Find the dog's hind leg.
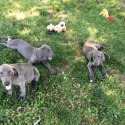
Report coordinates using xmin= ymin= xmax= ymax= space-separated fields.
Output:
xmin=95 ymin=44 xmax=108 ymax=51
xmin=90 ymin=41 xmax=108 ymax=50
xmin=31 ymin=67 xmax=40 ymax=92
xmin=0 ymin=36 xmax=16 ymax=49
xmin=0 ymin=36 xmax=12 ymax=39
xmin=0 ymin=36 xmax=13 ymax=47
xmin=101 ymin=51 xmax=110 ymax=59
xmin=0 ymin=42 xmax=16 ymax=49
xmin=93 ymin=43 xmax=105 ymax=49
xmin=31 ymin=80 xmax=38 ymax=92
xmin=98 ymin=64 xmax=109 ymax=78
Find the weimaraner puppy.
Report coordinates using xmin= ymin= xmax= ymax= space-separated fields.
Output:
xmin=0 ymin=63 xmax=40 ymax=101
xmin=0 ymin=36 xmax=56 ymax=74
xmin=82 ymin=40 xmax=110 ymax=82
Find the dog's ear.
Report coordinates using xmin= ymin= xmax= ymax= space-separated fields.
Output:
xmin=37 ymin=47 xmax=47 ymax=61
xmin=101 ymin=52 xmax=105 ymax=62
xmin=12 ymin=67 xmax=18 ymax=77
xmin=88 ymin=51 xmax=93 ymax=62
xmin=102 ymin=51 xmax=110 ymax=60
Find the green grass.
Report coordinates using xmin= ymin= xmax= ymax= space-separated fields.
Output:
xmin=0 ymin=0 xmax=125 ymax=124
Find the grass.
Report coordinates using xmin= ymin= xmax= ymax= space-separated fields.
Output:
xmin=0 ymin=0 xmax=125 ymax=124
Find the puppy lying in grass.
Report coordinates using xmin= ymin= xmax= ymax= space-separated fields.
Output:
xmin=0 ymin=63 xmax=40 ymax=101
xmin=82 ymin=40 xmax=110 ymax=82
xmin=0 ymin=36 xmax=56 ymax=75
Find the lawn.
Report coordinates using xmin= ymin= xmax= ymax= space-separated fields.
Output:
xmin=0 ymin=0 xmax=125 ymax=124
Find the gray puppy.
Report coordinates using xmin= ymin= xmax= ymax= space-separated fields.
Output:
xmin=82 ymin=40 xmax=109 ymax=82
xmin=0 ymin=36 xmax=56 ymax=74
xmin=0 ymin=63 xmax=40 ymax=101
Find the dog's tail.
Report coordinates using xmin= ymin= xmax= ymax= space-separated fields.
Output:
xmin=33 ymin=67 xmax=40 ymax=82
xmin=0 ymin=36 xmax=12 ymax=40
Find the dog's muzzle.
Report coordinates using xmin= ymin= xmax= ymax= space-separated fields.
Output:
xmin=4 ymin=82 xmax=12 ymax=90
xmin=48 ymin=57 xmax=52 ymax=60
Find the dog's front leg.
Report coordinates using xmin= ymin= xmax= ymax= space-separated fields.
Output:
xmin=42 ymin=61 xmax=56 ymax=75
xmin=19 ymin=82 xmax=26 ymax=101
xmin=28 ymin=55 xmax=38 ymax=64
xmin=87 ymin=62 xmax=94 ymax=82
xmin=7 ymin=89 xmax=12 ymax=97
xmin=98 ymin=64 xmax=109 ymax=78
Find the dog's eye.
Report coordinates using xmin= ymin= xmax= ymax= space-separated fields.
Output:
xmin=8 ymin=71 xmax=13 ymax=75
xmin=98 ymin=56 xmax=101 ymax=59
xmin=0 ymin=72 xmax=3 ymax=76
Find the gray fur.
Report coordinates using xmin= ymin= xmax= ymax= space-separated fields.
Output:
xmin=82 ymin=40 xmax=109 ymax=82
xmin=0 ymin=63 xmax=40 ymax=101
xmin=0 ymin=36 xmax=56 ymax=74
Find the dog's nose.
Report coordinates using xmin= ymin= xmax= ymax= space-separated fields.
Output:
xmin=4 ymin=82 xmax=10 ymax=86
xmin=94 ymin=62 xmax=100 ymax=66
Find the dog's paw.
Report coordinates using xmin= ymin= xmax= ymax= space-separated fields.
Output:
xmin=6 ymin=91 xmax=12 ymax=97
xmin=0 ymin=43 xmax=6 ymax=46
xmin=104 ymin=74 xmax=109 ymax=78
xmin=90 ymin=75 xmax=94 ymax=82
xmin=32 ymin=86 xmax=38 ymax=93
xmin=18 ymin=96 xmax=26 ymax=101
xmin=6 ymin=93 xmax=12 ymax=97
xmin=90 ymin=80 xmax=93 ymax=83
xmin=51 ymin=69 xmax=57 ymax=75
xmin=108 ymin=55 xmax=110 ymax=59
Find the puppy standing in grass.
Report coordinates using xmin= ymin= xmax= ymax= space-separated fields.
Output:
xmin=0 ymin=36 xmax=56 ymax=74
xmin=0 ymin=63 xmax=40 ymax=101
xmin=82 ymin=40 xmax=110 ymax=82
